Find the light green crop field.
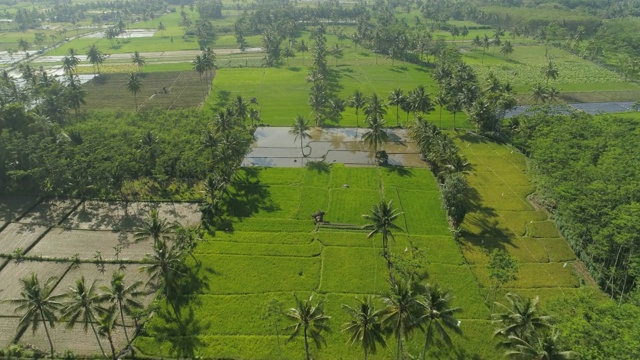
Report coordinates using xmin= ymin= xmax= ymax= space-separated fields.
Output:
xmin=135 ymin=164 xmax=503 ymax=359
xmin=207 ymin=51 xmax=470 ymax=128
xmin=462 ymin=44 xmax=640 ymax=101
xmin=452 ymin=132 xmax=596 ymax=300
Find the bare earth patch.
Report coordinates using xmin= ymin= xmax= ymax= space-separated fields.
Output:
xmin=62 ymin=201 xmax=201 ymax=231
xmin=27 ymin=228 xmax=152 ymax=261
xmin=0 ymin=223 xmax=49 ymax=255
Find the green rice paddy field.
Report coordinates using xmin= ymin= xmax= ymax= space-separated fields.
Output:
xmin=136 ymin=136 xmax=593 ymax=359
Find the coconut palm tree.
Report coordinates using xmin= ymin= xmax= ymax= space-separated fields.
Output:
xmin=342 ymin=296 xmax=387 ymax=360
xmin=503 ymin=328 xmax=578 ymax=360
xmin=140 ymin=238 xmax=184 ymax=319
xmin=97 ymin=305 xmax=118 ymax=360
xmin=64 ymin=76 xmax=86 ymax=115
xmin=364 ymin=93 xmax=387 ymax=123
xmin=493 ymin=293 xmax=553 ymax=343
xmin=131 ymin=51 xmax=146 ymax=73
xmin=8 ymin=274 xmax=64 ymax=359
xmin=349 ymin=89 xmax=366 ymax=128
xmin=433 ymin=90 xmax=448 ymax=128
xmin=409 ymin=85 xmax=434 ymax=116
xmin=416 ymin=284 xmax=462 ymax=360
xmin=289 ymin=115 xmax=310 ymax=156
xmin=61 ymin=276 xmax=108 ymax=357
xmin=232 ymin=95 xmax=249 ymax=124
xmin=362 ymin=200 xmax=404 ymax=259
xmin=388 ymin=89 xmax=405 ymax=127
xmin=249 ymin=107 xmax=261 ymax=127
xmin=86 ymin=44 xmax=105 ymax=76
xmin=382 ymin=278 xmax=421 ymax=360
xmin=361 ymin=117 xmax=389 ymax=159
xmin=530 ymin=83 xmax=548 ymax=104
xmin=544 ymin=60 xmax=558 ymax=84
xmin=134 ymin=209 xmax=177 ymax=244
xmin=100 ymin=271 xmax=144 ymax=345
xmin=285 ymin=294 xmax=331 ymax=360
xmin=126 ymin=73 xmax=142 ymax=111
xmin=501 ymin=41 xmax=514 ymax=58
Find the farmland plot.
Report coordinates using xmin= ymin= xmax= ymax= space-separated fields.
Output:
xmin=27 ymin=228 xmax=152 ymax=261
xmin=82 ymin=71 xmax=214 ymax=111
xmin=0 ymin=195 xmax=39 ymax=223
xmin=62 ymin=201 xmax=201 ymax=231
xmin=0 ymin=223 xmax=49 ymax=256
xmin=0 ymin=261 xmax=71 ymax=316
xmin=18 ymin=198 xmax=79 ymax=226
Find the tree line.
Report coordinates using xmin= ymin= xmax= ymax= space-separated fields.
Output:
xmin=509 ymin=111 xmax=640 ymax=303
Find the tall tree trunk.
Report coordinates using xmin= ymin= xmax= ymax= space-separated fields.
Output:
xmin=90 ymin=319 xmax=107 ymax=357
xmin=39 ymin=308 xmax=55 ymax=359
xmin=304 ymin=326 xmax=310 ymax=360
xmin=396 ymin=329 xmax=402 ymax=360
xmin=107 ymin=333 xmax=117 ymax=360
xmin=421 ymin=321 xmax=433 ymax=360
xmin=118 ymin=299 xmax=130 ymax=344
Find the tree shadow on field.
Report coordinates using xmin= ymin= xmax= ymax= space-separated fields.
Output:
xmin=423 ymin=338 xmax=483 ymax=360
xmin=147 ymin=306 xmax=208 ymax=359
xmin=457 ymin=132 xmax=491 ymax=144
xmin=458 ymin=187 xmax=514 ymax=253
xmin=383 ymin=165 xmax=412 ymax=177
xmin=224 ymin=168 xmax=276 ymax=221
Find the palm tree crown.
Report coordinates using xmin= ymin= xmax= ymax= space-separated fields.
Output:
xmin=342 ymin=296 xmax=387 ymax=360
xmin=285 ymin=294 xmax=331 ymax=360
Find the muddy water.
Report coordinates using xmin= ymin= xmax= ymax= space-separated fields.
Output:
xmin=243 ymin=127 xmax=426 ymax=167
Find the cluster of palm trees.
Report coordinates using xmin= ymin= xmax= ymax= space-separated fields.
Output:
xmin=471 ymin=29 xmax=514 ymax=61
xmin=200 ymin=97 xmax=254 ymax=227
xmin=287 ymin=279 xmax=463 ymax=360
xmin=409 ymin=120 xmax=471 ymax=227
xmin=192 ymin=47 xmax=216 ymax=94
xmin=493 ymin=293 xmax=577 ymax=359
xmin=7 ymin=210 xmax=201 ymax=359
xmin=7 ymin=271 xmax=144 ymax=360
xmin=1 ymin=63 xmax=87 ymax=123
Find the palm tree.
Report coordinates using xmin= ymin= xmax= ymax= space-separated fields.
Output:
xmin=126 ymin=73 xmax=142 ymax=111
xmin=362 ymin=200 xmax=403 ymax=259
xmin=547 ymin=87 xmax=560 ymax=103
xmin=364 ymin=93 xmax=387 ymax=123
xmin=544 ymin=60 xmax=558 ymax=84
xmin=131 ymin=51 xmax=146 ymax=72
xmin=134 ymin=209 xmax=177 ymax=244
xmin=503 ymin=328 xmax=578 ymax=360
xmin=289 ymin=115 xmax=310 ymax=156
xmin=157 ymin=22 xmax=166 ymax=37
xmin=100 ymin=271 xmax=144 ymax=345
xmin=285 ymin=294 xmax=331 ymax=360
xmin=416 ymin=284 xmax=462 ymax=360
xmin=433 ymin=90 xmax=448 ymax=128
xmin=86 ymin=44 xmax=105 ymax=76
xmin=140 ymin=238 xmax=184 ymax=319
xmin=17 ymin=38 xmax=30 ymax=56
xmin=382 ymin=278 xmax=421 ymax=360
xmin=349 ymin=89 xmax=366 ymax=128
xmin=361 ymin=117 xmax=389 ymax=157
xmin=249 ymin=107 xmax=261 ymax=126
xmin=8 ymin=274 xmax=64 ymax=359
xmin=61 ymin=276 xmax=108 ymax=357
xmin=388 ymin=89 xmax=405 ymax=127
xmin=97 ymin=305 xmax=118 ymax=360
xmin=65 ymin=76 xmax=86 ymax=115
xmin=61 ymin=54 xmax=79 ymax=75
xmin=530 ymin=83 xmax=548 ymax=104
xmin=342 ymin=296 xmax=387 ymax=360
xmin=409 ymin=85 xmax=434 ymax=116
xmin=501 ymin=41 xmax=514 ymax=58
xmin=233 ymin=95 xmax=249 ymax=124
xmin=297 ymin=40 xmax=308 ymax=65
xmin=493 ymin=293 xmax=553 ymax=343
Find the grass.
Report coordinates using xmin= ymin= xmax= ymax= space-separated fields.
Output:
xmin=137 ymin=164 xmax=506 ymax=359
